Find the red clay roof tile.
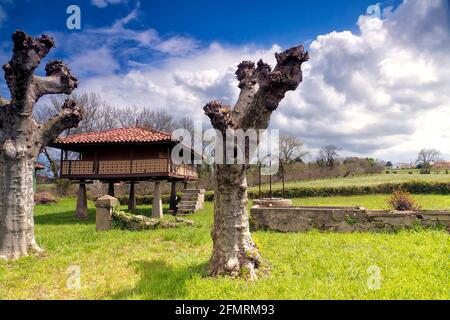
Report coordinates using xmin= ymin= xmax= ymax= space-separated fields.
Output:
xmin=53 ymin=127 xmax=172 ymax=145
xmin=35 ymin=162 xmax=45 ymax=170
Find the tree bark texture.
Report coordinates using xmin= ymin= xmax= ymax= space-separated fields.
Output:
xmin=203 ymin=46 xmax=309 ymax=279
xmin=0 ymin=30 xmax=82 ymax=259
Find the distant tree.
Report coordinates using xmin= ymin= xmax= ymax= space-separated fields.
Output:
xmin=140 ymin=108 xmax=175 ymax=132
xmin=114 ymin=107 xmax=194 ymax=135
xmin=317 ymin=145 xmax=340 ymax=167
xmin=279 ymin=135 xmax=308 ymax=165
xmin=385 ymin=161 xmax=393 ymax=168
xmin=35 ymin=92 xmax=116 ymax=176
xmin=416 ymin=149 xmax=441 ymax=174
xmin=175 ymin=116 xmax=195 ymax=138
xmin=43 ymin=92 xmax=116 ymax=133
xmin=362 ymin=158 xmax=374 ymax=167
xmin=41 ymin=148 xmax=60 ymax=179
xmin=113 ymin=106 xmax=139 ymax=128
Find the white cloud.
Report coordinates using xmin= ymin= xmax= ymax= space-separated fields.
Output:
xmin=154 ymin=36 xmax=200 ymax=56
xmin=271 ymin=0 xmax=450 ymax=162
xmin=77 ymin=44 xmax=271 ymax=119
xmin=49 ymin=4 xmax=198 ymax=75
xmin=68 ymin=47 xmax=120 ymax=77
xmin=70 ymin=0 xmax=450 ymax=162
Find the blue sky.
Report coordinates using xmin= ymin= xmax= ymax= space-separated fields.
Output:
xmin=0 ymin=0 xmax=402 ymax=72
xmin=0 ymin=0 xmax=449 ymax=162
xmin=3 ymin=0 xmax=401 ymax=46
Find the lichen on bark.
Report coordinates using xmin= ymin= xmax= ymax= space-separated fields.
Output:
xmin=0 ymin=30 xmax=82 ymax=260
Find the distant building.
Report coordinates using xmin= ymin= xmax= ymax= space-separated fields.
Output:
xmin=35 ymin=162 xmax=45 ymax=170
xmin=433 ymin=161 xmax=450 ymax=169
xmin=50 ymin=126 xmax=200 ymax=218
xmin=395 ymin=162 xmax=413 ymax=169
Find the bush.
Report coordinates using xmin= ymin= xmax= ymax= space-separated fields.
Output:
xmin=386 ymin=190 xmax=421 ymax=212
xmin=34 ymin=192 xmax=57 ymax=204
xmin=116 ymin=181 xmax=450 ymax=204
xmin=54 ymin=179 xmax=72 ymax=196
xmin=112 ymin=210 xmax=194 ymax=231
xmin=117 ymin=193 xmax=181 ymax=205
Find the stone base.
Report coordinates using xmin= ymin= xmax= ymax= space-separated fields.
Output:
xmin=177 ymin=189 xmax=205 ymax=215
xmin=75 ymin=183 xmax=88 ymax=220
xmin=253 ymin=198 xmax=292 ymax=207
xmin=96 ymin=195 xmax=119 ymax=231
xmin=250 ymin=205 xmax=450 ymax=233
xmin=152 ymin=181 xmax=163 ymax=219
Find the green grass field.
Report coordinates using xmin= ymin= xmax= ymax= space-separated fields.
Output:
xmin=290 ymin=194 xmax=450 ymax=210
xmin=250 ymin=170 xmax=450 ymax=193
xmin=38 ymin=170 xmax=450 ymax=195
xmin=0 ymin=195 xmax=448 ymax=300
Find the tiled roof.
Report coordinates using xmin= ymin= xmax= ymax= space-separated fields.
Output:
xmin=35 ymin=162 xmax=45 ymax=170
xmin=53 ymin=127 xmax=172 ymax=145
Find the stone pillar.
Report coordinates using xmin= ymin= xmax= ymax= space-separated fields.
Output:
xmin=169 ymin=181 xmax=177 ymax=213
xmin=95 ymin=195 xmax=119 ymax=231
xmin=152 ymin=181 xmax=163 ymax=219
xmin=75 ymin=182 xmax=88 ymax=220
xmin=108 ymin=182 xmax=115 ymax=197
xmin=128 ymin=181 xmax=136 ymax=211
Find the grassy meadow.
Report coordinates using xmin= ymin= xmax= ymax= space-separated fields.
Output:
xmin=250 ymin=169 xmax=450 ymax=193
xmin=291 ymin=194 xmax=450 ymax=210
xmin=0 ymin=194 xmax=449 ymax=300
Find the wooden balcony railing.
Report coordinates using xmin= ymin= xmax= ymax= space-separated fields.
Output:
xmin=173 ymin=163 xmax=198 ymax=178
xmin=61 ymin=159 xmax=198 ymax=179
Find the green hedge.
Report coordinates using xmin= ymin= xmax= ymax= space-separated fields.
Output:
xmin=117 ymin=182 xmax=450 ymax=204
xmin=245 ymin=182 xmax=450 ymax=199
xmin=117 ymin=193 xmax=181 ymax=206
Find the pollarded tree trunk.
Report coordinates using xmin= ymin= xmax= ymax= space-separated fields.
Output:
xmin=204 ymin=46 xmax=309 ymax=279
xmin=0 ymin=31 xmax=82 ymax=259
xmin=208 ymin=163 xmax=261 ymax=278
xmin=0 ymin=155 xmax=39 ymax=258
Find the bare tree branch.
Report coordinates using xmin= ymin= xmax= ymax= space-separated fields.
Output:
xmin=37 ymin=99 xmax=83 ymax=147
xmin=2 ymin=30 xmax=55 ymax=111
xmin=416 ymin=148 xmax=441 ymax=173
xmin=32 ymin=60 xmax=78 ymax=99
xmin=204 ymin=100 xmax=233 ymax=133
xmin=139 ymin=108 xmax=175 ymax=132
xmin=232 ymin=46 xmax=309 ymax=130
xmin=42 ymin=147 xmax=60 ymax=178
xmin=317 ymin=145 xmax=340 ymax=167
xmin=279 ymin=135 xmax=308 ymax=164
xmin=0 ymin=97 xmax=10 ymax=107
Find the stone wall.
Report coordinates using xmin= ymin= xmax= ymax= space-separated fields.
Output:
xmin=250 ymin=205 xmax=450 ymax=233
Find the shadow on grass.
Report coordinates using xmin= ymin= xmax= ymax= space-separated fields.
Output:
xmin=35 ymin=209 xmax=96 ymax=225
xmin=112 ymin=259 xmax=208 ymax=300
xmin=35 ymin=205 xmax=171 ymax=226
